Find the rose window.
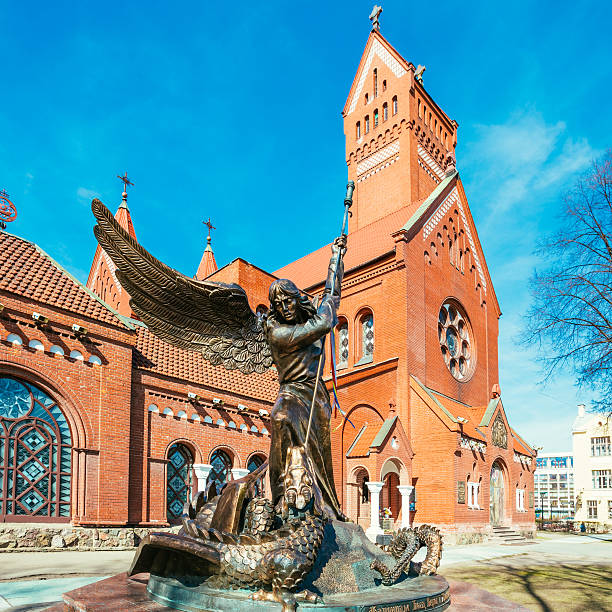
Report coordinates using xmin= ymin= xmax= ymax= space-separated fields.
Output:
xmin=438 ymin=302 xmax=473 ymax=380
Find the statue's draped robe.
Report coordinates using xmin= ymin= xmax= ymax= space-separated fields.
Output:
xmin=266 ymin=296 xmax=344 ymax=520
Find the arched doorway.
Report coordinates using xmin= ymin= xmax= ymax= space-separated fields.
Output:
xmin=355 ymin=468 xmax=370 ymax=525
xmin=382 ymin=472 xmax=401 ymax=523
xmin=490 ymin=461 xmax=506 ymax=526
xmin=0 ymin=376 xmax=72 ymax=521
xmin=209 ymin=449 xmax=233 ymax=492
xmin=166 ymin=443 xmax=194 ymax=521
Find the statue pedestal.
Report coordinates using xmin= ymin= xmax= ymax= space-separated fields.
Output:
xmin=145 ymin=521 xmax=451 ymax=611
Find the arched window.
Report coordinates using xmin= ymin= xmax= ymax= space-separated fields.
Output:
xmin=7 ymin=334 xmax=23 ymax=346
xmin=50 ymin=345 xmax=64 ymax=357
xmin=356 ymin=312 xmax=374 ymax=364
xmin=336 ymin=319 xmax=349 ymax=369
xmin=209 ymin=449 xmax=233 ymax=492
xmin=247 ymin=454 xmax=266 ymax=496
xmin=166 ymin=443 xmax=193 ymax=521
xmin=69 ymin=350 xmax=83 ymax=361
xmin=28 ymin=340 xmax=44 ymax=351
xmin=374 ymin=108 xmax=379 ymax=127
xmin=0 ymin=377 xmax=72 ymax=519
xmin=382 ymin=102 xmax=388 ymax=122
xmin=382 ymin=79 xmax=387 ymax=92
xmin=373 ymin=68 xmax=378 ymax=97
xmin=429 ymin=111 xmax=432 ymax=126
xmin=392 ymin=96 xmax=398 ymax=115
xmin=365 ymin=115 xmax=370 ymax=134
xmin=418 ymin=98 xmax=422 ymax=118
xmin=364 ymin=93 xmax=369 ymax=104
xmin=356 ymin=121 xmax=361 ymax=139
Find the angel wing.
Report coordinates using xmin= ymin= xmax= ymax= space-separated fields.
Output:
xmin=91 ymin=199 xmax=273 ymax=375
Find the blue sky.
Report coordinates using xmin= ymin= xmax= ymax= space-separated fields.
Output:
xmin=2 ymin=1 xmax=611 ymax=452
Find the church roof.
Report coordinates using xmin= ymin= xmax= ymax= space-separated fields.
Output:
xmin=0 ymin=231 xmax=133 ymax=329
xmin=511 ymin=428 xmax=535 ymax=456
xmin=274 ymin=172 xmax=456 ymax=290
xmin=133 ymin=325 xmax=278 ymax=404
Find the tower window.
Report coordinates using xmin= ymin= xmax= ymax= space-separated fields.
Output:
xmin=356 ymin=121 xmax=361 ymax=139
xmin=382 ymin=79 xmax=387 ymax=92
xmin=365 ymin=115 xmax=370 ymax=134
xmin=429 ymin=111 xmax=432 ymax=126
xmin=383 ymin=102 xmax=388 ymax=121
xmin=364 ymin=93 xmax=369 ymax=104
xmin=373 ymin=68 xmax=378 ymax=98
xmin=418 ymin=99 xmax=422 ymax=118
xmin=392 ymin=96 xmax=398 ymax=115
xmin=374 ymin=108 xmax=379 ymax=127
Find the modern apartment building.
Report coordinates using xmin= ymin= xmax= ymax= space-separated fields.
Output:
xmin=572 ymin=405 xmax=612 ymax=528
xmin=534 ymin=452 xmax=574 ymax=520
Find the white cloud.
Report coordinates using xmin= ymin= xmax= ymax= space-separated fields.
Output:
xmin=462 ymin=109 xmax=598 ymax=220
xmin=76 ymin=187 xmax=100 ymax=205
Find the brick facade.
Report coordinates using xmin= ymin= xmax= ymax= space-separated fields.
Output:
xmin=0 ymin=28 xmax=534 ymax=542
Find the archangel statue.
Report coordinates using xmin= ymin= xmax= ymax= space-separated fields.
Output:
xmin=91 ymin=199 xmax=346 ymax=521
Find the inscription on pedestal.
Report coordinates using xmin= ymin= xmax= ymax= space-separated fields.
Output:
xmin=366 ymin=590 xmax=450 ymax=611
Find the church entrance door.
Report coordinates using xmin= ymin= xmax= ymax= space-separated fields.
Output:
xmin=382 ymin=472 xmax=401 ymax=524
xmin=489 ymin=461 xmax=505 ymax=526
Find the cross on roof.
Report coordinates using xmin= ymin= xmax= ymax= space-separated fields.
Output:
xmin=117 ymin=172 xmax=134 ymax=193
xmin=369 ymin=5 xmax=382 ymax=30
xmin=203 ymin=217 xmax=216 ymax=243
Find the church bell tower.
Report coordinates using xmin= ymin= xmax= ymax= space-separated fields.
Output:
xmin=343 ymin=9 xmax=458 ymax=231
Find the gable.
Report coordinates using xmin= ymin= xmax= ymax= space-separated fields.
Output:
xmin=343 ymin=31 xmax=412 ymax=117
xmin=405 ymin=176 xmax=500 ymax=316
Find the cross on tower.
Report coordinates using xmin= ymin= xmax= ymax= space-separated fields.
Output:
xmin=117 ymin=172 xmax=134 ymax=195
xmin=203 ymin=217 xmax=216 ymax=244
xmin=369 ymin=5 xmax=382 ymax=30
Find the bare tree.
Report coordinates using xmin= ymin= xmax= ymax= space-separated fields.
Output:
xmin=524 ymin=151 xmax=612 ymax=412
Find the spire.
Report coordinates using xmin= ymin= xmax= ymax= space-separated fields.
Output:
xmin=86 ymin=172 xmax=137 ymax=316
xmin=195 ymin=217 xmax=218 ymax=280
xmin=114 ymin=172 xmax=136 ymax=239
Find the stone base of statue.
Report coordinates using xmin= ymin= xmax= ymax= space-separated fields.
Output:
xmin=144 ymin=520 xmax=450 ymax=611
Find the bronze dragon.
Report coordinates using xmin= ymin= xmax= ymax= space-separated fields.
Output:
xmin=371 ymin=524 xmax=443 ymax=585
xmin=129 ymin=446 xmax=325 ymax=612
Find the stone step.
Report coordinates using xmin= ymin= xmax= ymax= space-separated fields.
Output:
xmin=488 ymin=526 xmax=534 ymax=545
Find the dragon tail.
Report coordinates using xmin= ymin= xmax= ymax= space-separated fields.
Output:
xmin=416 ymin=524 xmax=443 ymax=575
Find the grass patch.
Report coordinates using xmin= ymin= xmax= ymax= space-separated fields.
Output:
xmin=443 ymin=562 xmax=612 ymax=611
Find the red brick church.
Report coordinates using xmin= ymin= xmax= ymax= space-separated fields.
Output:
xmin=0 ymin=23 xmax=535 ymax=543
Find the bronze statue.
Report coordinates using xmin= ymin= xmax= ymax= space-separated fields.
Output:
xmin=92 ymin=198 xmax=346 ymax=522
xmin=91 ymin=179 xmax=446 ymax=610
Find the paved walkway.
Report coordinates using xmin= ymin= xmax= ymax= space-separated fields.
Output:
xmin=0 ymin=533 xmax=609 ymax=610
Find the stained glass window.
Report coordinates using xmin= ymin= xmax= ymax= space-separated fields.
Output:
xmin=361 ymin=314 xmax=374 ymax=361
xmin=438 ymin=301 xmax=474 ymax=381
xmin=247 ymin=454 xmax=265 ymax=497
xmin=0 ymin=377 xmax=72 ymax=519
xmin=166 ymin=443 xmax=193 ymax=520
xmin=209 ymin=449 xmax=233 ymax=493
xmin=337 ymin=321 xmax=349 ymax=368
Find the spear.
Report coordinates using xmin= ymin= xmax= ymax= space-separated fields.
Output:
xmin=305 ymin=181 xmax=354 ymax=446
